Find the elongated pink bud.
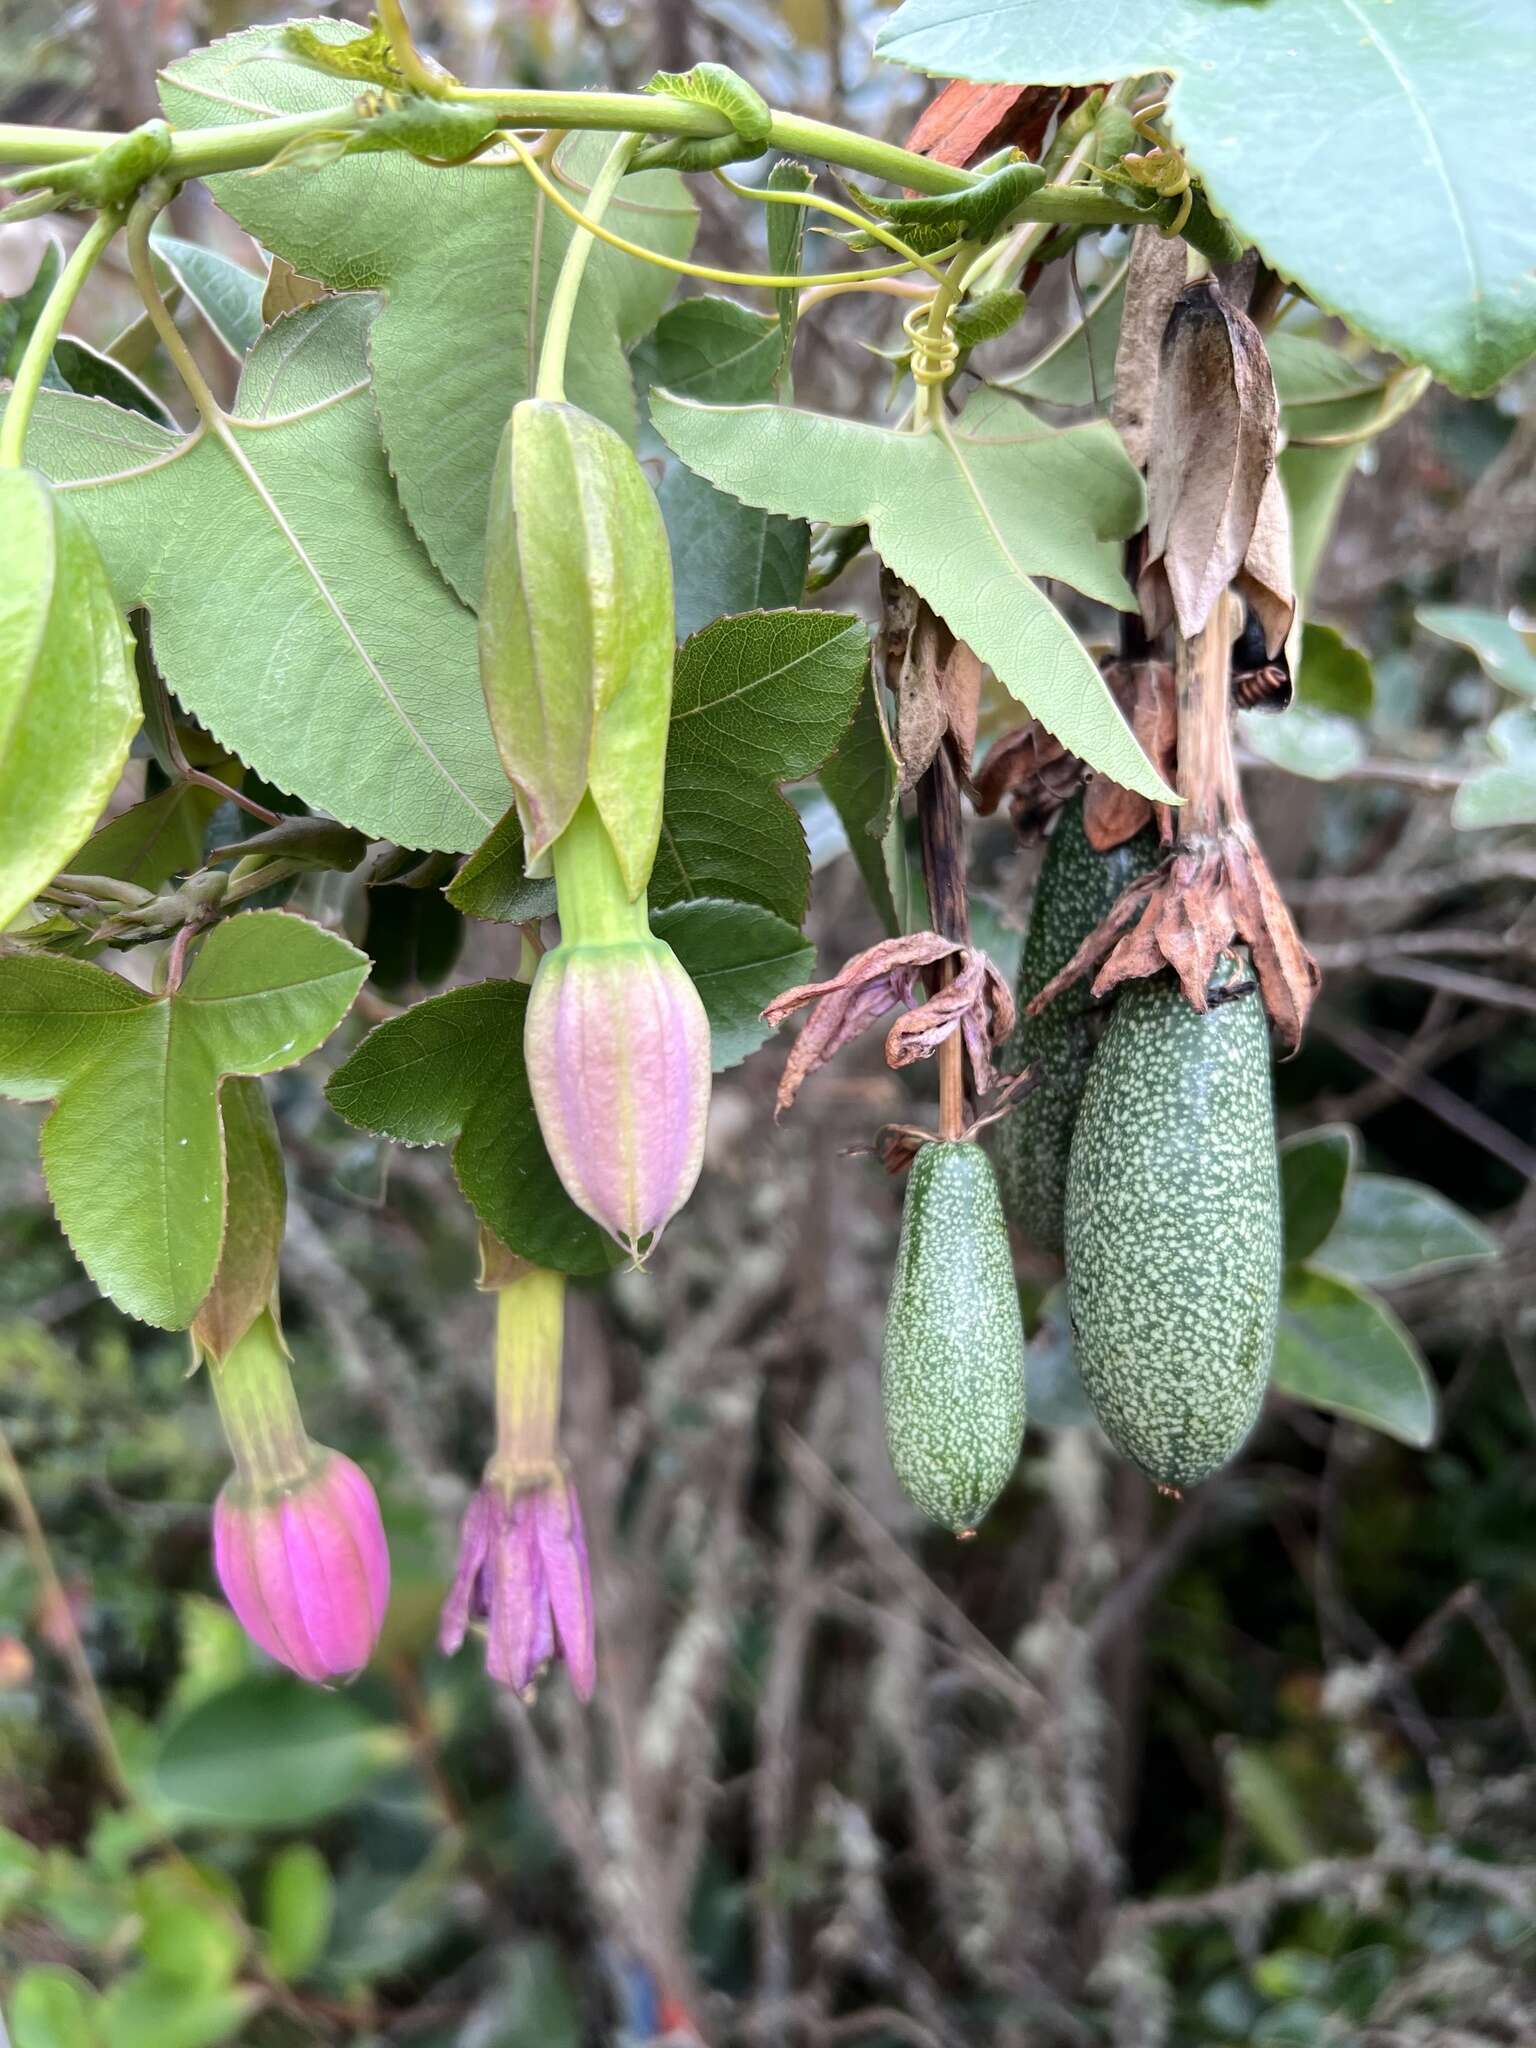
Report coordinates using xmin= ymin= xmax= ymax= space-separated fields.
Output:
xmin=525 ymin=935 xmax=710 ymax=1257
xmin=214 ymin=1449 xmax=390 ymax=1684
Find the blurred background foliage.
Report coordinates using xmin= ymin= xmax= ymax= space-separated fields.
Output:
xmin=2 ymin=0 xmax=1535 ymax=2043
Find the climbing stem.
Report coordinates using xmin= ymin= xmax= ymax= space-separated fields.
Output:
xmin=914 ymin=243 xmax=977 ymax=428
xmin=712 ymin=165 xmax=952 ymax=288
xmin=124 ymin=183 xmax=227 ymax=432
xmin=537 ymin=130 xmax=642 ymax=402
xmin=0 ymin=208 xmax=120 ymax=467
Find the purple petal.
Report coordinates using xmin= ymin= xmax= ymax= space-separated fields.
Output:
xmin=485 ymin=1495 xmax=545 ymax=1692
xmin=536 ymin=1482 xmax=596 ymax=1701
xmin=438 ymin=1488 xmax=496 ymax=1654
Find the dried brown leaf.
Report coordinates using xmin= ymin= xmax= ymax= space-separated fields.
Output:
xmin=1111 ymin=227 xmax=1189 ymax=470
xmin=879 ymin=576 xmax=984 ymax=786
xmin=885 ymin=948 xmax=1014 ymax=1091
xmin=1083 ymin=660 xmax=1177 ymax=850
xmin=1235 ymin=465 xmax=1295 ymax=659
xmin=1139 ymin=280 xmax=1279 ymax=643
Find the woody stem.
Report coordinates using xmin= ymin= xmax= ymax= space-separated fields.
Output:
xmin=915 ymin=740 xmax=970 ymax=1142
xmin=1174 ymin=592 xmax=1242 ymax=840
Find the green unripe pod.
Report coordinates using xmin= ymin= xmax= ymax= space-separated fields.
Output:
xmin=881 ymin=1141 xmax=1026 ymax=1534
xmin=1064 ymin=972 xmax=1281 ymax=1490
xmin=478 ymin=399 xmax=674 ymax=901
xmin=993 ymin=797 xmax=1157 ymax=1254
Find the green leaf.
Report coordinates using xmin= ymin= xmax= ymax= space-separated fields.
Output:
xmin=635 ymin=296 xmax=810 ymax=638
xmin=67 ymin=776 xmax=233 ymax=893
xmin=1 ymin=241 xmax=63 ymax=378
xmin=191 ymin=1078 xmax=285 ymax=1364
xmin=0 ymin=471 xmax=141 ymax=934
xmin=150 ymin=233 xmax=265 ymax=360
xmin=1273 ymin=1266 xmax=1437 ymax=1447
xmin=652 ymin=611 xmax=871 ymax=923
xmin=1418 ymin=604 xmax=1536 ymax=697
xmin=1239 ymin=703 xmax=1364 ymax=781
xmin=325 ymin=981 xmax=622 ymax=1276
xmin=1452 ymin=707 xmax=1536 ymax=828
xmin=0 ymin=911 xmax=366 ymax=1326
xmin=160 ymin=26 xmax=696 ymax=601
xmin=1280 ymin=441 xmax=1358 ymax=610
xmin=19 ymin=295 xmax=506 ymax=852
xmin=154 ymin=1674 xmax=401 ymax=1827
xmin=1006 ymin=268 xmax=1124 ymax=408
xmin=652 ymin=387 xmax=1165 ymax=797
xmin=1296 ymin=622 xmax=1373 ymax=719
xmin=848 ymin=158 xmax=1045 ymax=249
xmin=1314 ymin=1172 xmax=1498 ymax=1287
xmin=874 ymin=0 xmax=1536 ymax=395
xmin=52 ymin=341 xmax=177 ymax=428
xmin=97 ymin=1975 xmax=255 ymax=2048
xmin=652 ymin=898 xmax=813 ymax=1069
xmin=261 ymin=1843 xmax=334 ymax=1983
xmin=817 ymin=673 xmax=903 ymax=934
xmin=7 ymin=1966 xmax=103 ymax=2048
xmin=1279 ymin=1124 xmax=1356 ymax=1266
xmin=136 ymin=1864 xmax=245 ymax=1989
xmin=446 ymin=807 xmax=557 ymax=925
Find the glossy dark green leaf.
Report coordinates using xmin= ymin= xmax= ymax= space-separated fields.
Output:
xmin=1279 ymin=1124 xmax=1356 ymax=1266
xmin=0 ymin=912 xmax=366 ymax=1326
xmin=362 ymin=883 xmax=463 ymax=994
xmin=652 ymin=898 xmax=813 ymax=1069
xmin=1 ymin=243 xmax=63 ymax=377
xmin=650 ymin=611 xmax=871 ymax=923
xmin=325 ymin=981 xmax=621 ymax=1277
xmin=1313 ymin=1173 xmax=1498 ymax=1287
xmin=154 ymin=1675 xmax=402 ymax=1827
xmin=51 ymin=340 xmax=177 ymax=427
xmin=636 ymin=295 xmax=810 ymax=637
xmin=446 ymin=807 xmax=557 ymax=925
xmin=66 ymin=777 xmax=232 ymax=893
xmin=0 ymin=470 xmax=141 ymax=933
xmin=817 ymin=674 xmax=903 ymax=934
xmin=1273 ymin=1266 xmax=1436 ymax=1447
xmin=1296 ymin=622 xmax=1373 ymax=719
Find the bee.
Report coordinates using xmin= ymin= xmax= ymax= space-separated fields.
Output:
xmin=1230 ymin=604 xmax=1292 ymax=712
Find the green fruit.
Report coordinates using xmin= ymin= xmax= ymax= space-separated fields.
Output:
xmin=993 ymin=797 xmax=1157 ymax=1254
xmin=881 ymin=1140 xmax=1026 ymax=1533
xmin=1064 ymin=972 xmax=1281 ymax=1490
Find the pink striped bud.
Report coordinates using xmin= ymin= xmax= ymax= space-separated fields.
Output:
xmin=214 ymin=1449 xmax=390 ymax=1685
xmin=525 ymin=935 xmax=710 ymax=1257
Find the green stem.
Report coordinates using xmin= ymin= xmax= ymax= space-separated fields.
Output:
xmin=124 ymin=184 xmax=228 ymax=432
xmin=914 ymin=243 xmax=977 ymax=429
xmin=549 ymin=797 xmax=651 ymax=945
xmin=209 ymin=1308 xmax=313 ymax=1493
xmin=0 ymin=208 xmax=120 ymax=467
xmin=537 ymin=130 xmax=640 ymax=403
xmin=491 ymin=1267 xmax=566 ymax=1476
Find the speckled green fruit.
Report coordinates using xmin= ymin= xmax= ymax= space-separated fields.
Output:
xmin=882 ymin=1140 xmax=1026 ymax=1533
xmin=1065 ymin=974 xmax=1281 ymax=1490
xmin=993 ymin=797 xmax=1158 ymax=1254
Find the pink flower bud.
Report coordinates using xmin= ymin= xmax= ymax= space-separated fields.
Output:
xmin=525 ymin=937 xmax=710 ymax=1257
xmin=214 ymin=1449 xmax=390 ymax=1685
xmin=438 ymin=1469 xmax=594 ymax=1699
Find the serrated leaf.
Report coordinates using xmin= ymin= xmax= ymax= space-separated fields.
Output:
xmin=874 ymin=0 xmax=1536 ymax=395
xmin=1240 ymin=701 xmax=1364 ymax=781
xmin=1418 ymin=605 xmax=1536 ymax=697
xmin=159 ymin=23 xmax=696 ymax=601
xmin=635 ymin=296 xmax=810 ymax=637
xmin=191 ymin=1078 xmax=284 ymax=1364
xmin=0 ymin=471 xmax=141 ymax=934
xmin=325 ymin=981 xmax=621 ymax=1277
xmin=17 ymin=296 xmax=505 ymax=852
xmin=151 ymin=233 xmax=265 ymax=360
xmin=1314 ymin=1173 xmax=1498 ymax=1287
xmin=651 ymin=611 xmax=871 ymax=923
xmin=817 ymin=673 xmax=903 ymax=934
xmin=1279 ymin=1124 xmax=1356 ymax=1266
xmin=1452 ymin=708 xmax=1536 ymax=828
xmin=65 ymin=776 xmax=233 ymax=893
xmin=1273 ymin=1266 xmax=1437 ymax=1447
xmin=0 ymin=911 xmax=366 ymax=1326
xmin=1296 ymin=621 xmax=1373 ymax=718
xmin=154 ymin=1675 xmax=397 ymax=1827
xmin=52 ymin=340 xmax=177 ymax=428
xmin=652 ymin=388 xmax=1165 ymax=796
xmin=446 ymin=807 xmax=556 ymax=925
xmin=652 ymin=898 xmax=813 ymax=1069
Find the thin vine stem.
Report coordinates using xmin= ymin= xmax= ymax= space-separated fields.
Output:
xmin=123 ymin=184 xmax=227 ymax=431
xmin=538 ymin=130 xmax=641 ymax=402
xmin=0 ymin=208 xmax=121 ymax=467
xmin=500 ymin=129 xmax=946 ymax=292
xmin=710 ymin=165 xmax=952 ymax=290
